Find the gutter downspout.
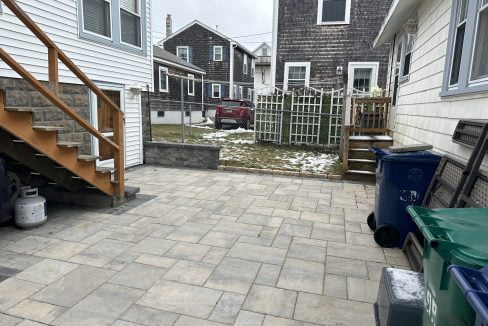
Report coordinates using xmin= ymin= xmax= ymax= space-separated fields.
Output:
xmin=271 ymin=0 xmax=279 ymax=90
xmin=229 ymin=42 xmax=235 ymax=98
xmin=201 ymin=75 xmax=204 ymax=116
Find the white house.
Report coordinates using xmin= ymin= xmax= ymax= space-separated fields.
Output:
xmin=0 ymin=0 xmax=153 ymax=168
xmin=253 ymin=42 xmax=273 ymax=96
xmin=375 ymin=0 xmax=488 ymax=164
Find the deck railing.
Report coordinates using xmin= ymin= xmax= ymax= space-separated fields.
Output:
xmin=0 ymin=0 xmax=125 ymax=197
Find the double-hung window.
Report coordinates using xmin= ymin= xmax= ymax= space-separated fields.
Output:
xmin=177 ymin=46 xmax=189 ymax=62
xmin=243 ymin=54 xmax=249 ymax=74
xmin=214 ymin=46 xmax=223 ymax=61
xmin=284 ymin=62 xmax=311 ymax=91
xmin=251 ymin=59 xmax=255 ymax=77
xmin=120 ymin=0 xmax=141 ymax=47
xmin=212 ymin=84 xmax=221 ymax=99
xmin=317 ymin=0 xmax=351 ymax=25
xmin=159 ymin=67 xmax=168 ymax=93
xmin=188 ymin=74 xmax=195 ymax=96
xmin=443 ymin=0 xmax=488 ymax=95
xmin=79 ymin=0 xmax=145 ymax=54
xmin=401 ymin=34 xmax=414 ymax=79
xmin=82 ymin=0 xmax=112 ymax=38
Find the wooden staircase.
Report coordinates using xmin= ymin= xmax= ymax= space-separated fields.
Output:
xmin=0 ymin=0 xmax=125 ymax=200
xmin=342 ymin=97 xmax=393 ymax=182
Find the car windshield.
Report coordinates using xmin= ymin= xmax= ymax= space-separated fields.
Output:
xmin=221 ymin=101 xmax=243 ymax=107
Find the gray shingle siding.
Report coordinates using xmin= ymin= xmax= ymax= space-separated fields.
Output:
xmin=276 ymin=0 xmax=392 ymax=89
xmin=163 ymin=24 xmax=254 ymax=102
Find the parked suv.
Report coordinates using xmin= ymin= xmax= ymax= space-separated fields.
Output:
xmin=215 ymin=99 xmax=254 ymax=129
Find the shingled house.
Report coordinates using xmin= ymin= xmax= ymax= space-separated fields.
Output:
xmin=160 ymin=20 xmax=256 ymax=116
xmin=150 ymin=46 xmax=206 ymax=125
xmin=271 ymin=0 xmax=392 ymax=93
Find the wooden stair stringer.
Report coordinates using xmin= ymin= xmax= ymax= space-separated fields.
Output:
xmin=0 ymin=107 xmax=115 ymax=196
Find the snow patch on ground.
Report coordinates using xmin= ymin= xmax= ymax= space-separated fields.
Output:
xmin=202 ymin=128 xmax=254 ymax=140
xmin=286 ymin=153 xmax=336 ymax=172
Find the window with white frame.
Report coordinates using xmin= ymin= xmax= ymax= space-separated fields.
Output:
xmin=243 ymin=54 xmax=248 ymax=74
xmin=212 ymin=84 xmax=221 ymax=98
xmin=177 ymin=46 xmax=189 ymax=62
xmin=317 ymin=0 xmax=351 ymax=24
xmin=347 ymin=62 xmax=379 ymax=95
xmin=261 ymin=47 xmax=268 ymax=56
xmin=213 ymin=46 xmax=223 ymax=61
xmin=392 ymin=39 xmax=403 ymax=106
xmin=234 ymin=85 xmax=239 ymax=98
xmin=82 ymin=0 xmax=112 ymax=38
xmin=188 ymin=74 xmax=195 ymax=96
xmin=239 ymin=86 xmax=244 ymax=99
xmin=251 ymin=59 xmax=255 ymax=77
xmin=248 ymin=88 xmax=253 ymax=101
xmin=120 ymin=0 xmax=141 ymax=47
xmin=284 ymin=62 xmax=311 ymax=90
xmin=159 ymin=67 xmax=168 ymax=92
xmin=401 ymin=34 xmax=414 ymax=79
xmin=443 ymin=0 xmax=488 ymax=94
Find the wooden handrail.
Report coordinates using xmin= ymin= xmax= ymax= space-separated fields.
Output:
xmin=0 ymin=0 xmax=125 ymax=197
xmin=0 ymin=0 xmax=122 ymax=115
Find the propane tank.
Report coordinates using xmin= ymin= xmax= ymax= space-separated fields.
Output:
xmin=14 ymin=187 xmax=47 ymax=229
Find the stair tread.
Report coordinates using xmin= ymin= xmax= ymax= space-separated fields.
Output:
xmin=33 ymin=126 xmax=67 ymax=131
xmin=345 ymin=170 xmax=376 ymax=175
xmin=77 ymin=155 xmax=99 ymax=162
xmin=4 ymin=107 xmax=34 ymax=112
xmin=348 ymin=159 xmax=376 ymax=163
xmin=96 ymin=166 xmax=115 ymax=173
xmin=349 ymin=148 xmax=371 ymax=152
xmin=57 ymin=142 xmax=84 ymax=148
xmin=350 ymin=135 xmax=393 ymax=141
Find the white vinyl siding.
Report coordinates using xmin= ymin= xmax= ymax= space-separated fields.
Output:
xmin=0 ymin=0 xmax=152 ymax=167
xmin=388 ymin=0 xmax=488 ymax=168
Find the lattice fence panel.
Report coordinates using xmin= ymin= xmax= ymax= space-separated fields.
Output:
xmin=289 ymin=87 xmax=323 ymax=145
xmin=327 ymin=88 xmax=344 ymax=146
xmin=255 ymin=89 xmax=284 ymax=144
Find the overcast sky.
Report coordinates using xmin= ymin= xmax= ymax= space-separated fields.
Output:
xmin=152 ymin=0 xmax=273 ymax=52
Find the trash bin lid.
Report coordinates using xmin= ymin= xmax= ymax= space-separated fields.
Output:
xmin=408 ymin=207 xmax=488 ymax=266
xmin=448 ymin=265 xmax=488 ymax=324
xmin=369 ymin=148 xmax=442 ymax=163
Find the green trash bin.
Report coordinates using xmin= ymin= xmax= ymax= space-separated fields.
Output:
xmin=407 ymin=206 xmax=488 ymax=326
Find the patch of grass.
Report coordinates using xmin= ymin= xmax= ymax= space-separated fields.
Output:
xmin=151 ymin=124 xmax=340 ymax=173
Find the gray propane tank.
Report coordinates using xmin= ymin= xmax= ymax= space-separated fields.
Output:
xmin=14 ymin=187 xmax=47 ymax=228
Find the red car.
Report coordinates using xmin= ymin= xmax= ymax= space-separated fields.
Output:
xmin=215 ymin=99 xmax=255 ymax=130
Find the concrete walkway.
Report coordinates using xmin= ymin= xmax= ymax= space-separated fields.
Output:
xmin=0 ymin=166 xmax=410 ymax=326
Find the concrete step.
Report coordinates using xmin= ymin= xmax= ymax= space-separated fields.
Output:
xmin=4 ymin=107 xmax=34 ymax=112
xmin=348 ymin=148 xmax=375 ymax=160
xmin=348 ymin=159 xmax=376 ymax=171
xmin=77 ymin=155 xmax=99 ymax=162
xmin=96 ymin=166 xmax=114 ymax=174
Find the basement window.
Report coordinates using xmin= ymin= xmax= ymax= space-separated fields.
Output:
xmin=317 ymin=0 xmax=351 ymax=25
xmin=157 ymin=111 xmax=165 ymax=117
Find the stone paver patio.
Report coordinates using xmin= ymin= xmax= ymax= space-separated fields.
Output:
xmin=0 ymin=166 xmax=411 ymax=326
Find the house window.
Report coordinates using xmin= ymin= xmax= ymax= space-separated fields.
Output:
xmin=185 ymin=111 xmax=191 ymax=117
xmin=157 ymin=111 xmax=165 ymax=117
xmin=443 ymin=0 xmax=488 ymax=95
xmin=262 ymin=47 xmax=268 ymax=56
xmin=248 ymin=88 xmax=253 ymax=101
xmin=188 ymin=74 xmax=195 ymax=96
xmin=78 ymin=0 xmax=146 ymax=54
xmin=284 ymin=62 xmax=311 ymax=90
xmin=214 ymin=46 xmax=223 ymax=61
xmin=177 ymin=46 xmax=189 ymax=62
xmin=402 ymin=34 xmax=414 ymax=79
xmin=243 ymin=54 xmax=248 ymax=74
xmin=251 ymin=59 xmax=255 ymax=77
xmin=393 ymin=39 xmax=403 ymax=106
xmin=317 ymin=0 xmax=351 ymax=25
xmin=212 ymin=84 xmax=221 ymax=98
xmin=471 ymin=0 xmax=488 ymax=81
xmin=120 ymin=0 xmax=141 ymax=47
xmin=82 ymin=0 xmax=112 ymax=38
xmin=239 ymin=86 xmax=244 ymax=99
xmin=234 ymin=85 xmax=239 ymax=98
xmin=347 ymin=62 xmax=379 ymax=95
xmin=159 ymin=67 xmax=168 ymax=92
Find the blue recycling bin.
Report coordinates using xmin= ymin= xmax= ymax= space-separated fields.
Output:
xmin=449 ymin=265 xmax=488 ymax=326
xmin=368 ymin=149 xmax=441 ymax=248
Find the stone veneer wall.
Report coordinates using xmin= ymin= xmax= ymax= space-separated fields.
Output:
xmin=0 ymin=77 xmax=92 ymax=155
xmin=144 ymin=141 xmax=220 ymax=170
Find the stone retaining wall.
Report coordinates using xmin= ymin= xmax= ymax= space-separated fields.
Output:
xmin=144 ymin=141 xmax=220 ymax=169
